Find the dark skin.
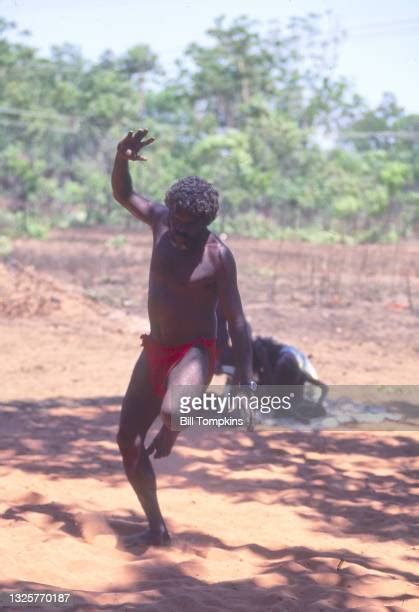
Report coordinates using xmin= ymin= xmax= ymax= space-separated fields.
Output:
xmin=112 ymin=129 xmax=253 ymax=546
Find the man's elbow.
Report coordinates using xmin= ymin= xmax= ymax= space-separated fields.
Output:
xmin=112 ymin=189 xmax=129 ymax=207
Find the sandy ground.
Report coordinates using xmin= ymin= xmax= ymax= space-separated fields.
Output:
xmin=0 ymin=230 xmax=418 ymax=611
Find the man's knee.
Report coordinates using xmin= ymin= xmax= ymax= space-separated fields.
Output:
xmin=117 ymin=428 xmax=142 ymax=480
xmin=116 ymin=428 xmax=136 ymax=456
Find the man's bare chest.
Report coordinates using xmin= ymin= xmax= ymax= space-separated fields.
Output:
xmin=150 ymin=238 xmax=217 ymax=290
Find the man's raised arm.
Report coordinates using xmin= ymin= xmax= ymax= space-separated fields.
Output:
xmin=111 ymin=129 xmax=164 ymax=226
xmin=216 ymin=245 xmax=253 ymax=385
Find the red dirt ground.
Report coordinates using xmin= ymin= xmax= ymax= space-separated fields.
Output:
xmin=0 ymin=228 xmax=418 ymax=611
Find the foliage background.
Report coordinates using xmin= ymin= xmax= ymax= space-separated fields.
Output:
xmin=1 ymin=14 xmax=418 ymax=243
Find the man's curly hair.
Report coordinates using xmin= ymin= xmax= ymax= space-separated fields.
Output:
xmin=165 ymin=176 xmax=219 ymax=225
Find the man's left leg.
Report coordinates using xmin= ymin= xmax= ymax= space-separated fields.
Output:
xmin=147 ymin=345 xmax=210 ymax=458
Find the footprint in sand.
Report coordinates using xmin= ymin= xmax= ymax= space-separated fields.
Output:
xmin=76 ymin=512 xmax=119 ymax=548
xmin=18 ymin=491 xmax=46 ymax=505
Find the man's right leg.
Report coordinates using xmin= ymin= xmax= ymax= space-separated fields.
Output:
xmin=117 ymin=351 xmax=170 ymax=545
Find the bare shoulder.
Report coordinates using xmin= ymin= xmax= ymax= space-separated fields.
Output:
xmin=206 ymin=232 xmax=236 ymax=274
xmin=152 ymin=204 xmax=169 ymax=230
xmin=150 ymin=201 xmax=167 ymax=221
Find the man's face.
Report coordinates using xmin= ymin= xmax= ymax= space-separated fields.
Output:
xmin=168 ymin=208 xmax=207 ymax=250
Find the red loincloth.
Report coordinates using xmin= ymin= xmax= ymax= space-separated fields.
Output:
xmin=141 ymin=334 xmax=217 ymax=399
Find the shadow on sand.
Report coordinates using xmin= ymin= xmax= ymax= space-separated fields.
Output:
xmin=1 ymin=394 xmax=418 ymax=609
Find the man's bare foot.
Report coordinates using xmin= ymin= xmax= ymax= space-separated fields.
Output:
xmin=147 ymin=425 xmax=179 ymax=458
xmin=137 ymin=527 xmax=171 ymax=547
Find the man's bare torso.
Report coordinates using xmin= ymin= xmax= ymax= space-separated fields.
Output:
xmin=148 ymin=210 xmax=222 ymax=345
